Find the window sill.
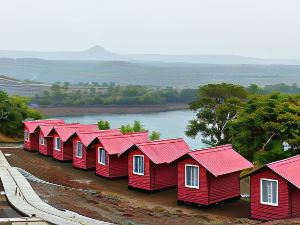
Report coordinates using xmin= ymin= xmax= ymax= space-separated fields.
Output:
xmin=185 ymin=185 xmax=199 ymax=189
xmin=260 ymin=202 xmax=278 ymax=207
xmin=133 ymin=172 xmax=144 ymax=176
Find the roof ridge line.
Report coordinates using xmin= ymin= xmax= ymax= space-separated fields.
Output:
xmin=78 ymin=130 xmax=112 ymax=134
xmin=268 ymin=155 xmax=300 ymax=166
xmin=101 ymin=133 xmax=146 ymax=139
xmin=137 ymin=138 xmax=183 ymax=146
xmin=192 ymin=144 xmax=232 ymax=153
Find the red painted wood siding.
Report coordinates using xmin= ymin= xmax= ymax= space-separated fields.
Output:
xmin=109 ymin=154 xmax=128 ymax=178
xmin=72 ymin=138 xmax=86 ymax=169
xmin=250 ymin=169 xmax=290 ymax=220
xmin=208 ymin=171 xmax=240 ymax=204
xmin=86 ymin=146 xmax=96 ymax=169
xmin=290 ymin=185 xmax=300 ymax=217
xmin=44 ymin=137 xmax=54 ymax=156
xmin=72 ymin=137 xmax=96 ymax=170
xmin=95 ymin=144 xmax=128 ymax=179
xmin=177 ymin=157 xmax=209 ymax=205
xmin=128 ymin=148 xmax=179 ymax=191
xmin=52 ymin=134 xmax=73 ymax=161
xmin=24 ymin=129 xmax=39 ymax=151
xmin=95 ymin=144 xmax=110 ymax=178
xmin=38 ymin=133 xmax=48 ymax=155
xmin=150 ymin=162 xmax=177 ymax=190
xmin=23 ymin=128 xmax=31 ymax=150
xmin=128 ymin=148 xmax=151 ymax=191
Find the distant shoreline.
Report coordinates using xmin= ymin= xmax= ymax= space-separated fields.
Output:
xmin=37 ymin=103 xmax=189 ymax=117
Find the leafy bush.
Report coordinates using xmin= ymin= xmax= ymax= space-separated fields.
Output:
xmin=0 ymin=90 xmax=43 ymax=137
xmin=98 ymin=120 xmax=110 ymax=130
xmin=149 ymin=131 xmax=161 ymax=141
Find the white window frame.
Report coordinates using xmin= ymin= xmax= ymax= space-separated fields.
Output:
xmin=98 ymin=147 xmax=106 ymax=165
xmin=133 ymin=155 xmax=144 ymax=176
xmin=76 ymin=141 xmax=83 ymax=158
xmin=185 ymin=164 xmax=199 ymax=189
xmin=24 ymin=130 xmax=30 ymax=141
xmin=260 ymin=178 xmax=279 ymax=206
xmin=39 ymin=135 xmax=45 ymax=145
xmin=54 ymin=137 xmax=61 ymax=151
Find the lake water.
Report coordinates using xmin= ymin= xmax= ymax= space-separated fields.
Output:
xmin=56 ymin=110 xmax=205 ymax=149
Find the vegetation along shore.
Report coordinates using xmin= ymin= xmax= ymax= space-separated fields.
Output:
xmin=1 ymin=81 xmax=300 ymax=166
xmin=36 ymin=103 xmax=189 ymax=117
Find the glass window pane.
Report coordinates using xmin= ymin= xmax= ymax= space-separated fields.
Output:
xmin=140 ymin=157 xmax=143 ymax=173
xmin=261 ymin=180 xmax=268 ymax=203
xmin=194 ymin=167 xmax=198 ymax=186
xmin=272 ymin=181 xmax=277 ymax=204
xmin=98 ymin=148 xmax=105 ymax=164
xmin=186 ymin=166 xmax=199 ymax=188
xmin=102 ymin=150 xmax=106 ymax=164
xmin=98 ymin=149 xmax=101 ymax=163
xmin=186 ymin=166 xmax=191 ymax=186
xmin=261 ymin=179 xmax=277 ymax=205
xmin=76 ymin=143 xmax=82 ymax=157
xmin=134 ymin=156 xmax=143 ymax=174
xmin=56 ymin=138 xmax=61 ymax=150
xmin=134 ymin=157 xmax=138 ymax=173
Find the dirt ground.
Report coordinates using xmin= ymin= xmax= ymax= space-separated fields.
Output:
xmin=1 ymin=148 xmax=299 ymax=225
xmin=36 ymin=104 xmax=189 ymax=117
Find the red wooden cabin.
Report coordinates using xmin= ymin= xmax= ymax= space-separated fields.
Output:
xmin=246 ymin=155 xmax=300 ymax=220
xmin=124 ymin=138 xmax=190 ymax=192
xmin=38 ymin=123 xmax=79 ymax=156
xmin=177 ymin=144 xmax=253 ymax=206
xmin=95 ymin=132 xmax=149 ymax=179
xmin=72 ymin=129 xmax=122 ymax=170
xmin=23 ymin=119 xmax=64 ymax=151
xmin=50 ymin=124 xmax=99 ymax=161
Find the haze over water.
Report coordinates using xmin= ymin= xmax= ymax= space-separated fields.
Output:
xmin=56 ymin=110 xmax=204 ymax=149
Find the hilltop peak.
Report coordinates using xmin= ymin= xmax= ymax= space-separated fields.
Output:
xmin=85 ymin=45 xmax=108 ymax=53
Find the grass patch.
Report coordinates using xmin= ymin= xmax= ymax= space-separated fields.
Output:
xmin=151 ymin=206 xmax=168 ymax=213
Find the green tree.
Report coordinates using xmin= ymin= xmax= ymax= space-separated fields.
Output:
xmin=120 ymin=120 xmax=146 ymax=134
xmin=0 ymin=90 xmax=42 ymax=138
xmin=98 ymin=120 xmax=110 ymax=130
xmin=63 ymin=82 xmax=70 ymax=90
xmin=229 ymin=93 xmax=300 ymax=163
xmin=120 ymin=124 xmax=134 ymax=134
xmin=133 ymin=120 xmax=145 ymax=132
xmin=247 ymin=84 xmax=264 ymax=95
xmin=149 ymin=131 xmax=161 ymax=141
xmin=185 ymin=83 xmax=247 ymax=146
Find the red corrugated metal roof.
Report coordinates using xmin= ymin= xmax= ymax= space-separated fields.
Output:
xmin=76 ymin=129 xmax=122 ymax=147
xmin=100 ymin=131 xmax=149 ymax=155
xmin=132 ymin=138 xmax=190 ymax=164
xmin=23 ymin=119 xmax=65 ymax=133
xmin=266 ymin=155 xmax=300 ymax=189
xmin=54 ymin=124 xmax=99 ymax=142
xmin=40 ymin=123 xmax=79 ymax=137
xmin=188 ymin=144 xmax=253 ymax=177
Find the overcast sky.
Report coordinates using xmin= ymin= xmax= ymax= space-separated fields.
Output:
xmin=0 ymin=0 xmax=300 ymax=58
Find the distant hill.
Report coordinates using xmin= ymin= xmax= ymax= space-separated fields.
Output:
xmin=0 ymin=74 xmax=50 ymax=96
xmin=1 ymin=45 xmax=300 ymax=65
xmin=1 ymin=58 xmax=300 ymax=88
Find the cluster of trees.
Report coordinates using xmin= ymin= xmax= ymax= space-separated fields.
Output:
xmin=98 ymin=120 xmax=161 ymax=141
xmin=247 ymin=83 xmax=300 ymax=94
xmin=32 ymin=83 xmax=197 ymax=106
xmin=186 ymin=83 xmax=300 ymax=165
xmin=0 ymin=90 xmax=42 ymax=137
xmin=32 ymin=82 xmax=300 ymax=107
